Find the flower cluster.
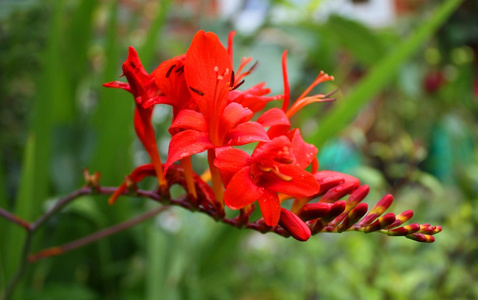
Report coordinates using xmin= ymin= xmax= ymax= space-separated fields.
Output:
xmin=104 ymin=30 xmax=441 ymax=242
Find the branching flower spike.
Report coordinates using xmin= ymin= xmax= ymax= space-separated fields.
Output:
xmin=104 ymin=30 xmax=442 ymax=243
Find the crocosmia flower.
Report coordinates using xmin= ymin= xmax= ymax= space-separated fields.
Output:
xmin=103 ymin=47 xmax=166 ymax=202
xmin=215 ymin=136 xmax=320 ymax=226
xmin=163 ymin=31 xmax=270 ymax=173
xmin=102 ymin=30 xmax=442 ymax=244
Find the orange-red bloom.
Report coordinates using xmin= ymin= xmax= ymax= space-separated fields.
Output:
xmin=215 ymin=136 xmax=320 ymax=226
xmin=164 ymin=31 xmax=269 ymax=172
xmin=101 ymin=30 xmax=442 ymax=244
xmin=103 ymin=47 xmax=165 ymax=201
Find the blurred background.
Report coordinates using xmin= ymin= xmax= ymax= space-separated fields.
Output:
xmin=1 ymin=0 xmax=477 ymax=299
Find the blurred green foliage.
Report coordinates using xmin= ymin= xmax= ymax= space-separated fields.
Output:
xmin=1 ymin=0 xmax=477 ymax=299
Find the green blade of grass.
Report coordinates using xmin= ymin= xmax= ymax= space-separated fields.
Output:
xmin=140 ymin=0 xmax=172 ymax=66
xmin=3 ymin=134 xmax=36 ymax=299
xmin=0 ymin=152 xmax=8 ymax=286
xmin=90 ymin=1 xmax=133 ymax=214
xmin=310 ymin=0 xmax=464 ymax=149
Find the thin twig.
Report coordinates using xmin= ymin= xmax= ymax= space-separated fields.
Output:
xmin=31 ymin=186 xmax=92 ymax=230
xmin=0 ymin=207 xmax=31 ymax=230
xmin=28 ymin=205 xmax=169 ymax=262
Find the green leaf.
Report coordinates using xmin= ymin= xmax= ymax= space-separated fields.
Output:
xmin=310 ymin=0 xmax=464 ymax=149
xmin=320 ymin=15 xmax=386 ymax=66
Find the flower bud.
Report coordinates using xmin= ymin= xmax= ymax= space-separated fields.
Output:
xmin=279 ymin=208 xmax=311 ymax=241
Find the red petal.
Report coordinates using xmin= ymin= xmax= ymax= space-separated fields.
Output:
xmin=152 ymin=54 xmax=191 ymax=114
xmin=218 ymin=102 xmax=253 ymax=140
xmin=103 ymin=81 xmax=132 ymax=93
xmin=224 ymin=166 xmax=264 ymax=209
xmin=251 ymin=136 xmax=294 ymax=167
xmin=164 ymin=130 xmax=213 ymax=172
xmin=214 ymin=147 xmax=250 ymax=186
xmin=122 ymin=47 xmax=152 ymax=98
xmin=279 ymin=208 xmax=311 ymax=241
xmin=215 ymin=148 xmax=250 ymax=170
xmin=229 ymin=83 xmax=277 ymax=113
xmin=260 ymin=165 xmax=320 ymax=197
xmin=314 ymin=171 xmax=360 ymax=189
xmin=290 ymin=129 xmax=318 ymax=169
xmin=258 ymin=189 xmax=281 ymax=226
xmin=169 ymin=109 xmax=208 ymax=134
xmin=224 ymin=121 xmax=269 ymax=146
xmin=141 ymin=96 xmax=173 ymax=109
xmin=185 ymin=31 xmax=233 ymax=120
xmin=257 ymin=108 xmax=290 ymax=128
xmin=152 ymin=54 xmax=186 ymax=92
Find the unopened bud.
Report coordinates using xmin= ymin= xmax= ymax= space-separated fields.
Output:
xmin=297 ymin=202 xmax=331 ymax=221
xmin=279 ymin=208 xmax=311 ymax=241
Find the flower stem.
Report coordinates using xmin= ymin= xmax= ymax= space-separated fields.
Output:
xmin=207 ymin=149 xmax=224 ymax=218
xmin=180 ymin=157 xmax=198 ymax=200
xmin=28 ymin=205 xmax=168 ymax=263
xmin=135 ymin=108 xmax=167 ymax=189
xmin=0 ymin=207 xmax=31 ymax=230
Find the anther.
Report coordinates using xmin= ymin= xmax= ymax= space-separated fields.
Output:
xmin=175 ymin=65 xmax=184 ymax=75
xmin=230 ymin=71 xmax=236 ymax=88
xmin=189 ymin=87 xmax=205 ymax=96
xmin=244 ymin=61 xmax=258 ymax=76
xmin=231 ymin=80 xmax=245 ymax=91
xmin=166 ymin=64 xmax=176 ymax=78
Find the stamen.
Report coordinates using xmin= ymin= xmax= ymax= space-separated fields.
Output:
xmin=244 ymin=61 xmax=258 ymax=76
xmin=235 ymin=60 xmax=258 ymax=83
xmin=296 ymin=71 xmax=334 ymax=102
xmin=189 ymin=87 xmax=205 ymax=96
xmin=323 ymin=88 xmax=338 ymax=98
xmin=258 ymin=165 xmax=272 ymax=173
xmin=281 ymin=50 xmax=290 ymax=112
xmin=231 ymin=79 xmax=245 ymax=91
xmin=216 ymin=68 xmax=230 ymax=81
xmin=271 ymin=166 xmax=293 ymax=181
xmin=230 ymin=71 xmax=235 ymax=88
xmin=236 ymin=57 xmax=253 ymax=75
xmin=286 ymin=95 xmax=336 ymax=118
xmin=228 ymin=31 xmax=236 ymax=61
xmin=166 ymin=64 xmax=176 ymax=78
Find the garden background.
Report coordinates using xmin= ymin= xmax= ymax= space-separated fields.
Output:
xmin=1 ymin=0 xmax=477 ymax=299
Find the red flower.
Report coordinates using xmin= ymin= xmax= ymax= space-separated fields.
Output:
xmin=103 ymin=47 xmax=166 ymax=200
xmin=163 ymin=31 xmax=269 ymax=172
xmin=103 ymin=47 xmax=162 ymax=107
xmin=215 ymin=136 xmax=320 ymax=226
